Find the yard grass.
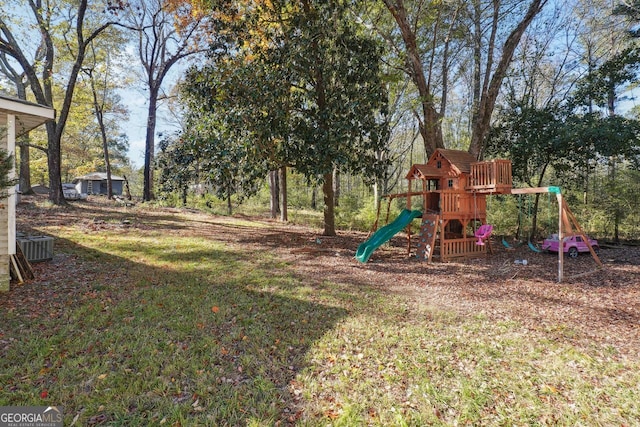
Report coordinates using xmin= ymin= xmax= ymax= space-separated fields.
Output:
xmin=1 ymin=199 xmax=639 ymax=425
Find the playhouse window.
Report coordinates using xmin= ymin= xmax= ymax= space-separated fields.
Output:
xmin=448 ymin=179 xmax=454 ymax=188
xmin=437 ymin=161 xmax=442 ymax=169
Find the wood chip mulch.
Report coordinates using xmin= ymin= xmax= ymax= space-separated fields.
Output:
xmin=12 ymin=196 xmax=640 ymax=360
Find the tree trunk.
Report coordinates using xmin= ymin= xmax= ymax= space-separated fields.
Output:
xmin=468 ymin=0 xmax=547 ymax=159
xmin=583 ymin=161 xmax=589 ymax=205
xmin=269 ymin=170 xmax=278 ymax=219
xmin=471 ymin=0 xmax=482 ymax=137
xmin=89 ymin=73 xmax=113 ymax=199
xmin=18 ymin=136 xmax=33 ymax=194
xmin=279 ymin=166 xmax=288 ymax=222
xmin=609 ymin=156 xmax=620 ymax=243
xmin=382 ymin=0 xmax=444 ymax=157
xmin=322 ymin=172 xmax=335 ymax=236
xmin=529 ymin=163 xmax=549 ymax=241
xmin=14 ymin=84 xmax=33 ymax=194
xmin=226 ymin=193 xmax=232 ymax=215
xmin=275 ymin=171 xmax=281 ymax=215
xmin=608 ymin=75 xmax=619 ymax=242
xmin=373 ymin=180 xmax=380 ymax=212
xmin=311 ymin=186 xmax=317 ymax=210
xmin=333 ymin=167 xmax=340 ymax=207
xmin=143 ymin=89 xmax=158 ymax=202
xmin=516 ymin=198 xmax=522 ymax=241
xmin=104 ymin=147 xmax=113 ymax=199
xmin=530 ymin=192 xmax=541 ymax=242
xmin=49 ymin=0 xmax=100 ymax=205
xmin=439 ymin=5 xmax=460 ymax=118
xmin=46 ymin=121 xmax=65 ymax=205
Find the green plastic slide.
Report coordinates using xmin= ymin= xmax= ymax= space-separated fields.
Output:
xmin=355 ymin=209 xmax=422 ymax=263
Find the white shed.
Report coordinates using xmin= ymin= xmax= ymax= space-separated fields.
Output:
xmin=0 ymin=94 xmax=55 ymax=291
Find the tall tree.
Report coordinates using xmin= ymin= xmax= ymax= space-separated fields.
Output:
xmin=570 ymin=47 xmax=640 ymax=241
xmin=486 ymin=102 xmax=578 ymax=239
xmin=81 ymin=34 xmax=130 ymax=199
xmin=500 ymin=3 xmax=581 ymax=111
xmin=378 ymin=0 xmax=459 ymax=156
xmin=122 ymin=0 xmax=208 ymax=202
xmin=181 ymin=56 xmax=273 ymax=213
xmin=183 ymin=0 xmax=390 ymax=235
xmin=467 ymin=0 xmax=549 ymax=158
xmin=378 ymin=0 xmax=548 ymax=158
xmin=290 ymin=0 xmax=389 ymax=235
xmin=0 ymin=0 xmax=121 ymax=204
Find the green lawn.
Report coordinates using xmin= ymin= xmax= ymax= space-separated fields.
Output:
xmin=1 ymin=200 xmax=638 ymax=426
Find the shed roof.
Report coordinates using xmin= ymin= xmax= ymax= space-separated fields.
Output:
xmin=74 ymin=172 xmax=125 ymax=182
xmin=0 ymin=94 xmax=55 ymax=136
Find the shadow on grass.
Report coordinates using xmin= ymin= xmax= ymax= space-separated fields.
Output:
xmin=0 ymin=231 xmax=348 ymax=425
xmin=10 ymin=200 xmax=640 ymax=425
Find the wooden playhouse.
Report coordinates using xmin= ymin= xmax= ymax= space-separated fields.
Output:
xmin=401 ymin=149 xmax=512 ymax=261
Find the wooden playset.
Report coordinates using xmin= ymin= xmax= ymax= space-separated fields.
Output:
xmin=361 ymin=148 xmax=602 ymax=281
xmin=400 ymin=148 xmax=512 ymax=261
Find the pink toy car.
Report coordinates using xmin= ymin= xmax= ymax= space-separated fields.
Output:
xmin=541 ymin=234 xmax=599 ymax=258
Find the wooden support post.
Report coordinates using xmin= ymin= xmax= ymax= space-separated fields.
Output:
xmin=561 ymin=199 xmax=603 ymax=267
xmin=422 ymin=181 xmax=427 ymax=213
xmin=561 ymin=204 xmax=574 ymax=236
xmin=407 ymin=222 xmax=412 ymax=256
xmin=385 ymin=197 xmax=392 ymax=225
xmin=556 ymin=192 xmax=564 ymax=283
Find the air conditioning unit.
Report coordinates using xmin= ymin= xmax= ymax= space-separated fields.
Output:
xmin=16 ymin=235 xmax=54 ymax=262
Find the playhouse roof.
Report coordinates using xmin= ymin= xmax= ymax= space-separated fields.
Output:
xmin=431 ymin=149 xmax=478 ymax=174
xmin=406 ymin=149 xmax=479 ymax=180
xmin=406 ymin=164 xmax=442 ymax=180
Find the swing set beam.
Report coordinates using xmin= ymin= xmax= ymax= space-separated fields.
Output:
xmin=511 ymin=187 xmax=602 ymax=282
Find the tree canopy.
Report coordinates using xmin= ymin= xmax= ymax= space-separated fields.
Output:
xmin=179 ymin=0 xmax=390 ymax=235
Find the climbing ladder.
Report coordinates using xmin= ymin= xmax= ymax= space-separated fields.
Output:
xmin=416 ymin=214 xmax=440 ymax=262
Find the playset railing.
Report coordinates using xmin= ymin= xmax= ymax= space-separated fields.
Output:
xmin=439 ymin=191 xmax=486 ymax=217
xmin=440 ymin=237 xmax=486 ymax=260
xmin=467 ymin=160 xmax=512 ymax=193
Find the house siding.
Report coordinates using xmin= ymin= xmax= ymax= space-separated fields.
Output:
xmin=0 ymin=204 xmax=8 ymax=291
xmin=79 ymin=179 xmax=124 ymax=195
xmin=1 ymin=96 xmax=54 ymax=291
xmin=1 ymin=117 xmax=11 ymax=290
